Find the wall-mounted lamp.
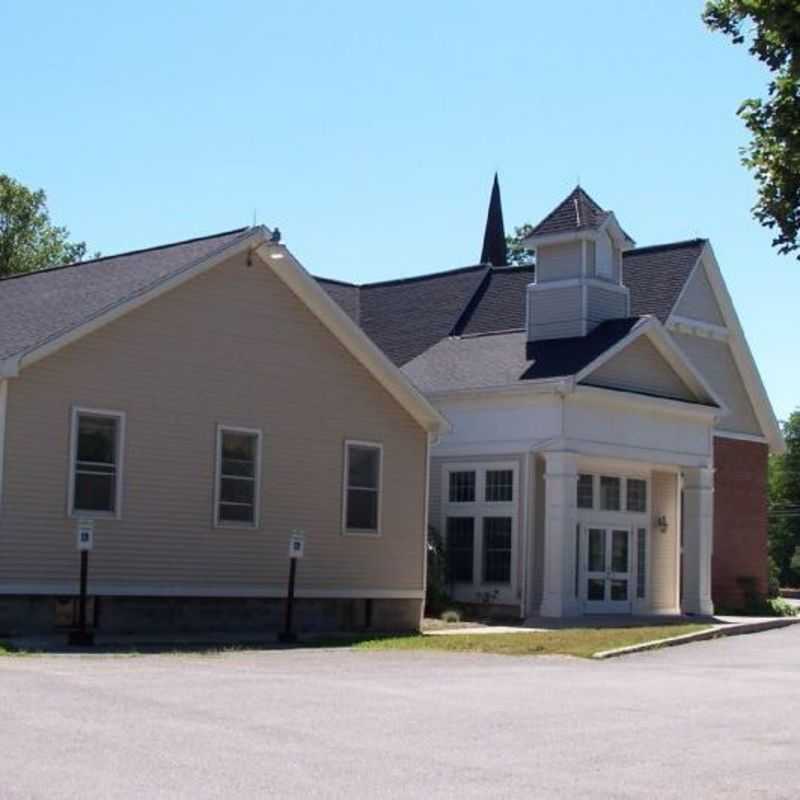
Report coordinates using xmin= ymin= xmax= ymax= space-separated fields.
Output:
xmin=656 ymin=514 xmax=668 ymax=534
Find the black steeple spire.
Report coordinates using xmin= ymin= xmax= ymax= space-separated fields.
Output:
xmin=479 ymin=173 xmax=508 ymax=267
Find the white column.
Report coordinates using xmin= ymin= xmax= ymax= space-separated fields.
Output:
xmin=539 ymin=451 xmax=580 ymax=617
xmin=682 ymin=466 xmax=714 ymax=616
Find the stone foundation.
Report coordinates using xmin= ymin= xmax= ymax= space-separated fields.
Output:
xmin=0 ymin=595 xmax=422 ymax=636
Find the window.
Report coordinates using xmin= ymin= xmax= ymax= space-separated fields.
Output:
xmin=637 ymin=528 xmax=647 ymax=599
xmin=485 ymin=470 xmax=513 ymax=502
xmin=627 ymin=479 xmax=647 ymax=513
xmin=448 ymin=470 xmax=475 ymax=503
xmin=446 ymin=517 xmax=474 ymax=583
xmin=600 ymin=476 xmax=621 ymax=511
xmin=216 ymin=427 xmax=261 ymax=526
xmin=70 ymin=409 xmax=124 ymax=516
xmin=577 ymin=474 xmax=594 ymax=509
xmin=343 ymin=441 xmax=381 ymax=534
xmin=483 ymin=517 xmax=512 ymax=584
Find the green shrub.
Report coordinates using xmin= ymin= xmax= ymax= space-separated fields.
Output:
xmin=768 ymin=556 xmax=781 ymax=598
xmin=440 ymin=609 xmax=461 ymax=624
xmin=762 ymin=597 xmax=798 ymax=617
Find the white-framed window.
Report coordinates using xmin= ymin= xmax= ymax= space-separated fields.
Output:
xmin=627 ymin=479 xmax=648 ymax=513
xmin=214 ymin=425 xmax=262 ymax=528
xmin=342 ymin=440 xmax=382 ymax=535
xmin=442 ymin=462 xmax=517 ymax=589
xmin=577 ymin=474 xmax=594 ymax=509
xmin=599 ymin=476 xmax=621 ymax=511
xmin=68 ymin=407 xmax=126 ymax=518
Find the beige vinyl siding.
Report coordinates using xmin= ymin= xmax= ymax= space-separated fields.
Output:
xmin=649 ymin=471 xmax=679 ymax=611
xmin=0 ymin=251 xmax=428 ymax=595
xmin=583 ymin=337 xmax=696 ymax=402
xmin=670 ymin=331 xmax=761 ymax=436
xmin=528 ymin=284 xmax=583 ymax=340
xmin=535 ymin=241 xmax=582 ymax=282
xmin=586 ymin=284 xmax=628 ymax=327
xmin=674 ymin=263 xmax=725 ymax=325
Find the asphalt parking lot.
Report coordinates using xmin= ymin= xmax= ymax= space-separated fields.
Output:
xmin=1 ymin=626 xmax=799 ymax=799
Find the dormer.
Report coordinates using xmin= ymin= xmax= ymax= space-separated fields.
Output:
xmin=522 ymin=187 xmax=635 ymax=342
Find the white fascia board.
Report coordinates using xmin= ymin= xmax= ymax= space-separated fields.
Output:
xmin=598 ymin=211 xmax=636 ymax=249
xmin=668 ymin=316 xmax=729 ymax=341
xmin=573 ymin=384 xmax=720 ymax=421
xmin=1 ymin=229 xmax=267 ymax=377
xmin=256 ymin=242 xmax=449 ymax=435
xmin=672 ymin=243 xmax=785 ymax=454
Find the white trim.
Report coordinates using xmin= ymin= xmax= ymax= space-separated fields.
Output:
xmin=0 ymin=231 xmax=261 ymax=379
xmin=256 ymin=242 xmax=448 ymax=435
xmin=713 ymin=430 xmax=768 ymax=444
xmin=342 ymin=439 xmax=383 ymax=537
xmin=573 ymin=384 xmax=720 ymax=420
xmin=67 ymin=406 xmax=126 ymax=520
xmin=668 ymin=244 xmax=785 ymax=453
xmin=0 ymin=582 xmax=425 ymax=599
xmin=0 ymin=379 xmax=7 ymax=511
xmin=214 ymin=425 xmax=263 ymax=529
xmin=667 ymin=315 xmax=729 ymax=342
xmin=541 ymin=436 xmax=713 ymax=469
xmin=530 ymin=276 xmax=629 ymax=292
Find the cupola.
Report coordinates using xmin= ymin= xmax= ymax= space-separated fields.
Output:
xmin=522 ymin=187 xmax=635 ymax=341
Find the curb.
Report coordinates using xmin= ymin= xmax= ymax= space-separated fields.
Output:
xmin=592 ymin=617 xmax=800 ymax=659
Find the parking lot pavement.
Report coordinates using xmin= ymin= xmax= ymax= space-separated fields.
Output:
xmin=1 ymin=626 xmax=799 ymax=799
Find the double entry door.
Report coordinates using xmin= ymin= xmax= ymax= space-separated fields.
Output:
xmin=580 ymin=525 xmax=633 ymax=613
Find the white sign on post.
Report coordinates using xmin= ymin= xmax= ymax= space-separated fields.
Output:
xmin=77 ymin=519 xmax=94 ymax=552
xmin=289 ymin=530 xmax=305 ymax=559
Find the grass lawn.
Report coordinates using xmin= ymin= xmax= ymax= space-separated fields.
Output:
xmin=351 ymin=624 xmax=712 ymax=658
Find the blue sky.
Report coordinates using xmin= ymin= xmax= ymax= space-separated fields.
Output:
xmin=2 ymin=1 xmax=797 ymax=420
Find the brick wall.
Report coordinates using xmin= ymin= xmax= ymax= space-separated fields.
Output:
xmin=712 ymin=437 xmax=769 ymax=608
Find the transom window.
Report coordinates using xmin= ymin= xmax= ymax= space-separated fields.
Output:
xmin=343 ymin=441 xmax=382 ymax=534
xmin=216 ymin=427 xmax=262 ymax=526
xmin=576 ymin=474 xmax=649 ymax=515
xmin=70 ymin=409 xmax=125 ymax=516
xmin=627 ymin=479 xmax=647 ymax=513
xmin=600 ymin=476 xmax=621 ymax=511
xmin=485 ymin=470 xmax=513 ymax=503
xmin=577 ymin=474 xmax=594 ymax=509
xmin=448 ymin=471 xmax=476 ymax=503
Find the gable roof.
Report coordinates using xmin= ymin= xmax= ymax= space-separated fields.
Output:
xmin=529 ymin=186 xmax=607 ymax=237
xmin=0 ymin=228 xmax=448 ymax=433
xmin=402 ymin=318 xmax=642 ymax=395
xmin=0 ymin=228 xmax=252 ymax=362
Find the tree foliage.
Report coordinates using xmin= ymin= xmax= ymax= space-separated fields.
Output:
xmin=505 ymin=223 xmax=536 ymax=267
xmin=703 ymin=1 xmax=800 ymax=257
xmin=0 ymin=174 xmax=90 ymax=277
xmin=768 ymin=409 xmax=800 ymax=585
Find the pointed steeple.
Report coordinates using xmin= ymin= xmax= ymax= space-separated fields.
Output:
xmin=480 ymin=173 xmax=508 ymax=267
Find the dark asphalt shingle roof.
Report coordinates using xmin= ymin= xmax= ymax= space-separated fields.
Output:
xmin=402 ymin=318 xmax=643 ymax=394
xmin=625 ymin=239 xmax=706 ymax=322
xmin=530 ymin=187 xmax=607 ymax=237
xmin=0 ymin=227 xmax=252 ymax=361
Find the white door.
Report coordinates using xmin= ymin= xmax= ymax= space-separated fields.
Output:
xmin=582 ymin=526 xmax=633 ymax=613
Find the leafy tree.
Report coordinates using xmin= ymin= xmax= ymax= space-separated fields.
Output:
xmin=768 ymin=410 xmax=800 ymax=585
xmin=505 ymin=223 xmax=536 ymax=267
xmin=0 ymin=174 xmax=90 ymax=277
xmin=703 ymin=1 xmax=800 ymax=258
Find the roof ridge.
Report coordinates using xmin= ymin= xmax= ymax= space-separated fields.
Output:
xmin=360 ymin=263 xmax=487 ymax=289
xmin=0 ymin=226 xmax=252 ymax=283
xmin=624 ymin=238 xmax=707 ymax=257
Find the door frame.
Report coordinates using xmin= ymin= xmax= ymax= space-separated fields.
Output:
xmin=579 ymin=523 xmax=636 ymax=614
